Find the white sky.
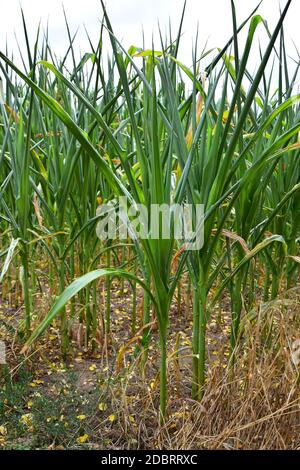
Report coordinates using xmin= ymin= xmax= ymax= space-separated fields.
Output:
xmin=0 ymin=0 xmax=299 ymax=75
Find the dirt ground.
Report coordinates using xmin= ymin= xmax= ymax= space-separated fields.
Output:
xmin=1 ymin=277 xmax=300 ymax=450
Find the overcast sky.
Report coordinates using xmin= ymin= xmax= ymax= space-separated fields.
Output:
xmin=0 ymin=0 xmax=299 ymax=74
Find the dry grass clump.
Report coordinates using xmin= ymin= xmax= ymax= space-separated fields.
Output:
xmin=96 ymin=291 xmax=300 ymax=450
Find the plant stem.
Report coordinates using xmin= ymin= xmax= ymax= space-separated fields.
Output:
xmin=105 ymin=248 xmax=111 ymax=334
xmin=197 ymin=294 xmax=207 ymax=401
xmin=159 ymin=327 xmax=168 ymax=423
xmin=192 ymin=287 xmax=200 ymax=399
xmin=20 ymin=245 xmax=31 ymax=337
xmin=58 ymin=252 xmax=68 ymax=358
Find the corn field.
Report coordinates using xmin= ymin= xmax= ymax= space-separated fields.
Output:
xmin=1 ymin=0 xmax=300 ymax=450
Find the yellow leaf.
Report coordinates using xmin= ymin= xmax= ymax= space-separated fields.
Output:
xmin=77 ymin=433 xmax=89 ymax=443
xmin=98 ymin=402 xmax=107 ymax=411
xmin=150 ymin=380 xmax=155 ymax=390
xmin=76 ymin=415 xmax=86 ymax=421
xmin=20 ymin=413 xmax=33 ymax=427
xmin=0 ymin=425 xmax=7 ymax=436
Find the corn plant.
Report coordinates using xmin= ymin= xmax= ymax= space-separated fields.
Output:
xmin=0 ymin=0 xmax=299 ymax=421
